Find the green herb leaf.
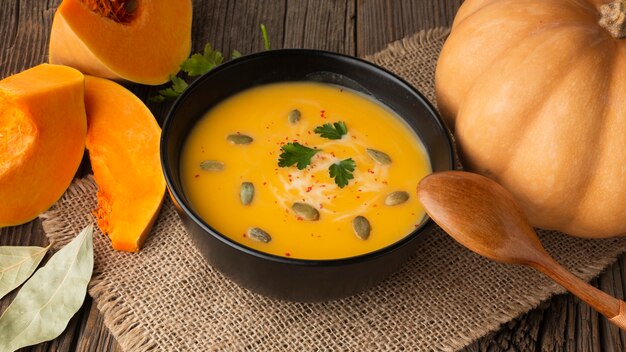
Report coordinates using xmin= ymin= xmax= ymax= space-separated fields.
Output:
xmin=0 ymin=226 xmax=94 ymax=351
xmin=329 ymin=158 xmax=356 ymax=188
xmin=180 ymin=44 xmax=224 ymax=76
xmin=261 ymin=24 xmax=271 ymax=50
xmin=170 ymin=75 xmax=188 ymax=93
xmin=0 ymin=244 xmax=51 ymax=300
xmin=314 ymin=121 xmax=348 ymax=140
xmin=231 ymin=50 xmax=242 ymax=59
xmin=278 ymin=142 xmax=319 ymax=170
xmin=151 ymin=75 xmax=189 ymax=102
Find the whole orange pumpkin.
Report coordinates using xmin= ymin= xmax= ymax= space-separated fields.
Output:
xmin=435 ymin=0 xmax=625 ymax=238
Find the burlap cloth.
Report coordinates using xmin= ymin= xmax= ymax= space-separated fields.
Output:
xmin=41 ymin=28 xmax=626 ymax=351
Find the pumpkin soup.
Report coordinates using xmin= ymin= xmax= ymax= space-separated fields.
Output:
xmin=180 ymin=82 xmax=431 ymax=259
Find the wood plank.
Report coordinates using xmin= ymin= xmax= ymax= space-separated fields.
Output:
xmin=283 ymin=0 xmax=356 ymax=55
xmin=2 ymin=1 xmax=626 ymax=351
xmin=356 ymin=0 xmax=461 ymax=56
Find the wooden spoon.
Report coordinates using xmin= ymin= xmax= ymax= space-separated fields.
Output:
xmin=417 ymin=170 xmax=626 ymax=330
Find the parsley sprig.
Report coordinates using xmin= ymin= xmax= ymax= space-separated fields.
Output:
xmin=278 ymin=121 xmax=358 ymax=188
xmin=278 ymin=143 xmax=320 ymax=170
xmin=329 ymin=158 xmax=356 ymax=188
xmin=314 ymin=121 xmax=347 ymax=140
xmin=180 ymin=43 xmax=224 ymax=76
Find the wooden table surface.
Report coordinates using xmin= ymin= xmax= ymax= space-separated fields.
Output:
xmin=1 ymin=1 xmax=625 ymax=351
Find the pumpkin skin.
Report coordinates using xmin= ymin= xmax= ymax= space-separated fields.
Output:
xmin=0 ymin=64 xmax=86 ymax=227
xmin=435 ymin=0 xmax=626 ymax=238
xmin=49 ymin=0 xmax=192 ymax=85
xmin=84 ymin=76 xmax=165 ymax=252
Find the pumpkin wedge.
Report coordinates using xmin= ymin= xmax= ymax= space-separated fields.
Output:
xmin=0 ymin=64 xmax=86 ymax=227
xmin=84 ymin=76 xmax=165 ymax=252
xmin=49 ymin=0 xmax=192 ymax=85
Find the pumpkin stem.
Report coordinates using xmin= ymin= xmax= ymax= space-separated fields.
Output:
xmin=599 ymin=0 xmax=626 ymax=39
xmin=81 ymin=0 xmax=138 ymax=24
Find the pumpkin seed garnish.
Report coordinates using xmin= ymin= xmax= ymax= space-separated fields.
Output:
xmin=352 ymin=216 xmax=371 ymax=240
xmin=227 ymin=133 xmax=253 ymax=145
xmin=240 ymin=182 xmax=254 ymax=205
xmin=291 ymin=202 xmax=320 ymax=221
xmin=385 ymin=191 xmax=409 ymax=206
xmin=366 ymin=148 xmax=392 ymax=165
xmin=247 ymin=227 xmax=271 ymax=243
xmin=288 ymin=109 xmax=301 ymax=124
xmin=200 ymin=160 xmax=224 ymax=171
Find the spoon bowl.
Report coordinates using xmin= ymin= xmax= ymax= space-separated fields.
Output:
xmin=417 ymin=171 xmax=626 ymax=330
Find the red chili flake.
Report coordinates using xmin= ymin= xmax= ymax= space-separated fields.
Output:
xmin=414 ymin=224 xmax=419 ymax=228
xmin=297 ymin=217 xmax=303 ymax=221
xmin=292 ymin=139 xmax=299 ymax=142
xmin=285 ymin=252 xmax=291 ymax=257
xmin=307 ymin=131 xmax=312 ymax=135
xmin=243 ymin=233 xmax=247 ymax=237
xmin=319 ymin=204 xmax=324 ymax=209
xmin=356 ymin=196 xmax=361 ymax=199
xmin=306 ymin=186 xmax=313 ymax=193
xmin=263 ymin=182 xmax=267 ymax=186
xmin=320 ymin=110 xmax=326 ymax=118
xmin=383 ymin=181 xmax=389 ymax=185
xmin=367 ymin=169 xmax=375 ymax=174
xmin=351 ymin=135 xmax=357 ymax=139
xmin=358 ymin=189 xmax=363 ymax=192
xmin=194 ymin=174 xmax=200 ymax=178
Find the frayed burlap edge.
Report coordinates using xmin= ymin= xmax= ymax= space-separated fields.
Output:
xmin=446 ymin=247 xmax=623 ymax=350
xmin=41 ymin=176 xmax=157 ymax=352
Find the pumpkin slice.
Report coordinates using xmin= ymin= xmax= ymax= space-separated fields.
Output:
xmin=49 ymin=0 xmax=192 ymax=85
xmin=0 ymin=64 xmax=86 ymax=227
xmin=84 ymin=76 xmax=165 ymax=252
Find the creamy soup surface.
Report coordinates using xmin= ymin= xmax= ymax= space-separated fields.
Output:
xmin=180 ymin=82 xmax=431 ymax=259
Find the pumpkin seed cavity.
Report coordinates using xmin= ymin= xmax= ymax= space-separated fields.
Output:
xmin=385 ymin=191 xmax=409 ymax=206
xmin=247 ymin=227 xmax=271 ymax=243
xmin=352 ymin=216 xmax=371 ymax=240
xmin=288 ymin=109 xmax=301 ymax=124
xmin=227 ymin=133 xmax=254 ymax=145
xmin=240 ymin=182 xmax=254 ymax=205
xmin=291 ymin=202 xmax=320 ymax=221
xmin=366 ymin=148 xmax=392 ymax=165
xmin=200 ymin=160 xmax=224 ymax=171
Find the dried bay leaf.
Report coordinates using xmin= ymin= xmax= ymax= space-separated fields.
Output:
xmin=0 ymin=244 xmax=51 ymax=300
xmin=0 ymin=225 xmax=94 ymax=352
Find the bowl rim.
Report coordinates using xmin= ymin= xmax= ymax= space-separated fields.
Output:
xmin=161 ymin=48 xmax=455 ymax=267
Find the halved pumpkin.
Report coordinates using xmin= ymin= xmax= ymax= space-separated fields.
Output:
xmin=0 ymin=64 xmax=86 ymax=227
xmin=49 ymin=0 xmax=192 ymax=85
xmin=84 ymin=75 xmax=165 ymax=252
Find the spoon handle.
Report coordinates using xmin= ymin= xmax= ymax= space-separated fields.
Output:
xmin=533 ymin=255 xmax=626 ymax=331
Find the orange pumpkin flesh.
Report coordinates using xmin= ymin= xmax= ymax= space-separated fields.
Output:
xmin=84 ymin=76 xmax=165 ymax=252
xmin=435 ymin=0 xmax=626 ymax=238
xmin=49 ymin=0 xmax=192 ymax=85
xmin=0 ymin=64 xmax=86 ymax=227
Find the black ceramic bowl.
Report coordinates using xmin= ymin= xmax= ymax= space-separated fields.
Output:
xmin=161 ymin=49 xmax=454 ymax=302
